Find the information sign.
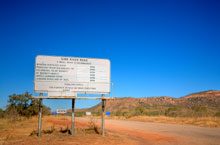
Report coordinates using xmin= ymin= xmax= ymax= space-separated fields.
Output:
xmin=56 ymin=109 xmax=67 ymax=114
xmin=86 ymin=112 xmax=91 ymax=116
xmin=34 ymin=55 xmax=111 ymax=95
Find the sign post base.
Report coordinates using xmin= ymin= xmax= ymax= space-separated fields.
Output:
xmin=71 ymin=99 xmax=75 ymax=136
xmin=101 ymin=95 xmax=106 ymax=135
xmin=38 ymin=94 xmax=43 ymax=137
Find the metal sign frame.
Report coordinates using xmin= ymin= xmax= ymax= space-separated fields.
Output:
xmin=34 ymin=94 xmax=113 ymax=137
xmin=32 ymin=55 xmax=114 ymax=137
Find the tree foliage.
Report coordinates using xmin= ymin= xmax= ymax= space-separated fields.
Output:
xmin=0 ymin=108 xmax=5 ymax=118
xmin=6 ymin=92 xmax=51 ymax=118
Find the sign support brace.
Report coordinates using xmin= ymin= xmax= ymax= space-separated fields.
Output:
xmin=102 ymin=95 xmax=106 ymax=135
xmin=38 ymin=93 xmax=43 ymax=137
xmin=35 ymin=94 xmax=112 ymax=138
xmin=71 ymin=99 xmax=75 ymax=136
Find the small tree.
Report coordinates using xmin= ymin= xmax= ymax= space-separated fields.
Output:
xmin=134 ymin=106 xmax=146 ymax=116
xmin=6 ymin=92 xmax=51 ymax=118
xmin=0 ymin=108 xmax=5 ymax=118
xmin=191 ymin=106 xmax=207 ymax=117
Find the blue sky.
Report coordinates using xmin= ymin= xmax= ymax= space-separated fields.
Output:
xmin=0 ymin=0 xmax=219 ymax=111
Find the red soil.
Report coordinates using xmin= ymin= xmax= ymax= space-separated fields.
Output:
xmin=47 ymin=119 xmax=177 ymax=144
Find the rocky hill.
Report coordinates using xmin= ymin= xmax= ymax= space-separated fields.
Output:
xmin=71 ymin=90 xmax=220 ymax=117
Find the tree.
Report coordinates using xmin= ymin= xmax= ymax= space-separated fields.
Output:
xmin=0 ymin=108 xmax=5 ymax=118
xmin=6 ymin=92 xmax=51 ymax=118
xmin=134 ymin=106 xmax=146 ymax=116
xmin=191 ymin=106 xmax=207 ymax=117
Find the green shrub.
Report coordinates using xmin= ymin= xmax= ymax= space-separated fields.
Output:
xmin=191 ymin=106 xmax=207 ymax=112
xmin=215 ymin=111 xmax=220 ymax=117
xmin=191 ymin=106 xmax=207 ymax=117
xmin=92 ymin=111 xmax=101 ymax=116
xmin=146 ymin=111 xmax=160 ymax=116
xmin=115 ymin=110 xmax=123 ymax=116
xmin=134 ymin=106 xmax=146 ymax=116
xmin=75 ymin=112 xmax=85 ymax=117
xmin=165 ymin=107 xmax=179 ymax=117
xmin=0 ymin=108 xmax=5 ymax=118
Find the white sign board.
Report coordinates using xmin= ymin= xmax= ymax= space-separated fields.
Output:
xmin=34 ymin=55 xmax=110 ymax=95
xmin=86 ymin=112 xmax=91 ymax=116
xmin=56 ymin=109 xmax=67 ymax=114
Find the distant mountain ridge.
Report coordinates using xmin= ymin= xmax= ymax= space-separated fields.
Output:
xmin=70 ymin=90 xmax=220 ymax=117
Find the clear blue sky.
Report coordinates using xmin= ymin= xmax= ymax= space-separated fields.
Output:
xmin=0 ymin=0 xmax=219 ymax=111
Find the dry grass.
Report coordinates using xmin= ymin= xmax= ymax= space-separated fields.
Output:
xmin=0 ymin=116 xmax=138 ymax=145
xmin=106 ymin=116 xmax=220 ymax=128
xmin=0 ymin=117 xmax=37 ymax=145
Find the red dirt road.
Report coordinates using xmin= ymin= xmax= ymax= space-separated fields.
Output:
xmin=75 ymin=117 xmax=220 ymax=145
